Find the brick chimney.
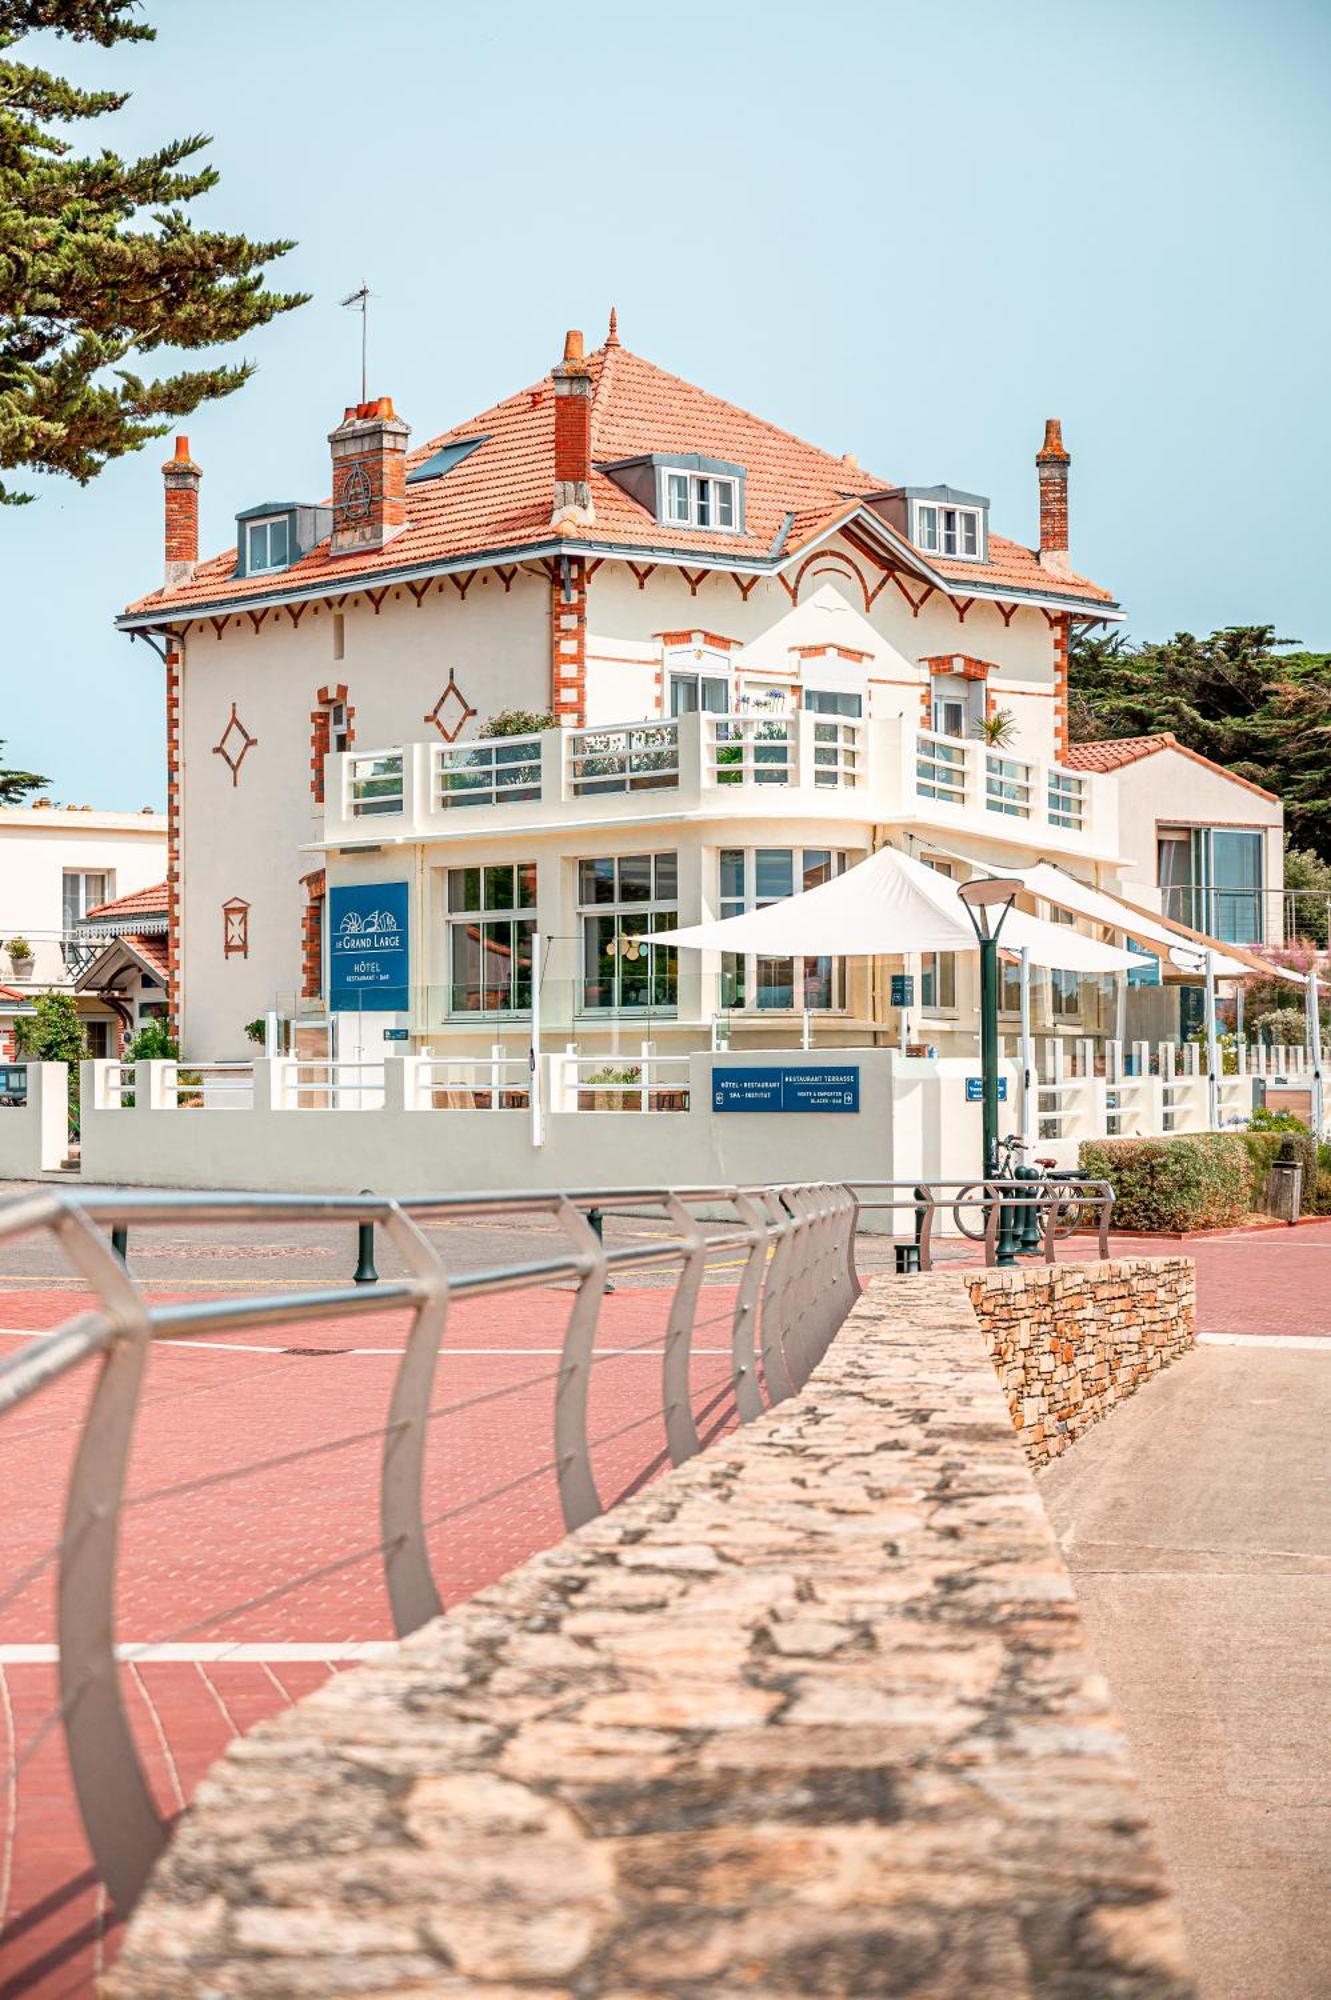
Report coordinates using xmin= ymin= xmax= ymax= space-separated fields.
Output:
xmin=551 ymin=329 xmax=594 ymax=527
xmin=1036 ymin=419 xmax=1070 ymax=574
xmin=328 ymin=396 xmax=411 ymax=557
xmin=162 ymin=436 xmax=201 ymax=588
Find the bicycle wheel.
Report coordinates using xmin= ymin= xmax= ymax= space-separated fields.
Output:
xmin=953 ymin=1183 xmax=991 ymax=1239
xmin=1048 ymin=1181 xmax=1086 ymax=1238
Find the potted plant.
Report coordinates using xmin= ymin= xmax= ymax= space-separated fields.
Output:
xmin=5 ymin=936 xmax=34 ymax=978
xmin=578 ymin=1063 xmax=642 ymax=1111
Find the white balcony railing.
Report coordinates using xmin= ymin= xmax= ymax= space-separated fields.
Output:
xmin=328 ymin=713 xmax=1113 ymax=854
xmin=435 ymin=735 xmax=543 ymax=810
xmin=567 ymin=721 xmax=679 ymax=796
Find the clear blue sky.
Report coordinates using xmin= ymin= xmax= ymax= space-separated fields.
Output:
xmin=4 ymin=0 xmax=1329 ymax=807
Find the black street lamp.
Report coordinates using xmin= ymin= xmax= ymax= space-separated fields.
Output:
xmin=956 ymin=876 xmax=1023 ymax=1182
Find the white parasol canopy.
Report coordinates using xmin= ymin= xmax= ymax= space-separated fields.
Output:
xmin=1018 ymin=861 xmax=1262 ymax=979
xmin=655 ymin=846 xmax=1138 ymax=973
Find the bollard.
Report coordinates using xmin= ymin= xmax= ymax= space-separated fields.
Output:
xmin=110 ymin=1224 xmax=129 ymax=1268
xmin=353 ymin=1190 xmax=379 ymax=1285
xmin=1016 ymin=1165 xmax=1042 ymax=1256
xmin=586 ymin=1206 xmax=615 ymax=1293
xmin=995 ymin=1181 xmax=1021 ymax=1267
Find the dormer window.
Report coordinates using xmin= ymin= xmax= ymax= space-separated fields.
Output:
xmin=596 ymin=452 xmax=746 ymax=534
xmin=245 ymin=514 xmax=292 ymax=574
xmin=665 ymin=470 xmax=738 ymax=530
xmin=233 ymin=500 xmax=333 ymax=580
xmin=915 ymin=503 xmax=981 ymax=559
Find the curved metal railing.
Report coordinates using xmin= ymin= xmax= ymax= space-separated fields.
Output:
xmin=844 ymin=1177 xmax=1116 ymax=1270
xmin=0 ymin=1180 xmax=859 ymax=1918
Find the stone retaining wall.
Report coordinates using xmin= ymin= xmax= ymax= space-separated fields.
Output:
xmin=968 ymin=1257 xmax=1196 ymax=1469
xmin=109 ymin=1270 xmax=1195 ymax=1998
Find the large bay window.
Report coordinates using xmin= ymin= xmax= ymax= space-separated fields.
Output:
xmin=1159 ymin=826 xmax=1264 ymax=944
xmin=579 ymin=853 xmax=678 ymax=1012
xmin=447 ymin=863 xmax=536 ymax=1014
xmin=719 ymin=848 xmax=850 ymax=1011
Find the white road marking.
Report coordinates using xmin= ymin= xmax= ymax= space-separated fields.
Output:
xmin=1198 ymin=1332 xmax=1331 ymax=1349
xmin=0 ymin=1642 xmax=397 ymax=1665
xmin=0 ymin=1327 xmax=730 ymax=1356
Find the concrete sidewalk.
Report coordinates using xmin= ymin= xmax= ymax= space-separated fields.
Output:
xmin=1040 ymin=1343 xmax=1331 ymax=2000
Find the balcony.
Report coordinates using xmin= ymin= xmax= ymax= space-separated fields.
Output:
xmin=325 ymin=713 xmax=1116 ymax=858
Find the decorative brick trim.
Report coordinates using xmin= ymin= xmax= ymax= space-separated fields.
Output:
xmin=165 ymin=646 xmax=182 ymax=1035
xmin=300 ymin=869 xmax=326 ymax=1000
xmin=222 ymin=897 xmax=250 ymax=961
xmin=793 ymin=643 xmax=871 ymax=663
xmin=309 ymin=685 xmax=356 ymax=805
xmin=1051 ymin=614 xmax=1070 ymax=762
xmin=923 ymin=653 xmax=995 ymax=681
xmin=423 ymin=671 xmax=476 ymax=743
xmin=550 ymin=558 xmax=587 ymax=725
xmin=654 ymin=629 xmax=740 ymax=651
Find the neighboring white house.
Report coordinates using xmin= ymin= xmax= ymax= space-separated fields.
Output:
xmin=0 ymin=805 xmax=167 ymax=1057
xmin=114 ymin=317 xmax=1281 ymax=1070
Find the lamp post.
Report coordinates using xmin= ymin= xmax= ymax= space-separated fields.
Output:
xmin=958 ymin=877 xmax=1023 ymax=1266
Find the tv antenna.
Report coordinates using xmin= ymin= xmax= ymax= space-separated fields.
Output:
xmin=339 ymin=280 xmax=372 ymax=403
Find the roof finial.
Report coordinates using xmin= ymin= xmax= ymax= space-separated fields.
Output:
xmin=606 ymin=305 xmax=620 ymax=349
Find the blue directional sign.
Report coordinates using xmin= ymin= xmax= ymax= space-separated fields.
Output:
xmin=965 ymin=1076 xmax=1008 ymax=1102
xmin=890 ymin=974 xmax=915 ymax=1007
xmin=329 ymin=881 xmax=410 ymax=1011
xmin=713 ymin=1065 xmax=861 ymax=1113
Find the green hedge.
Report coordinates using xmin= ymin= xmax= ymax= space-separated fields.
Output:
xmin=1080 ymin=1134 xmax=1254 ymax=1232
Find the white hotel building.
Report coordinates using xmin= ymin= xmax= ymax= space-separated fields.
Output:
xmin=116 ymin=318 xmax=1282 ymax=1095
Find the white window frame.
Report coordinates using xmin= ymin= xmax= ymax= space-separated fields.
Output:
xmin=576 ymin=853 xmax=679 ymax=1015
xmin=445 ymin=862 xmax=537 ymax=1018
xmin=718 ymin=847 xmax=853 ymax=1013
xmin=913 ymin=501 xmax=982 ymax=560
xmin=245 ymin=513 xmax=293 ymax=575
xmin=62 ymin=869 xmax=112 ymax=929
xmin=660 ymin=470 xmax=740 ymax=531
xmin=918 ymin=860 xmax=957 ymax=1014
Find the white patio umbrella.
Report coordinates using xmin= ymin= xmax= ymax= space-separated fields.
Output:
xmin=655 ymin=845 xmax=1137 ymax=973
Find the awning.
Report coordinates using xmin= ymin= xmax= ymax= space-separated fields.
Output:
xmin=1019 ymin=861 xmax=1258 ymax=978
xmin=656 ymin=846 xmax=1138 ymax=974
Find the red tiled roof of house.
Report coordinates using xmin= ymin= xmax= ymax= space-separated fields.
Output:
xmin=83 ymin=882 xmax=168 ymax=923
xmin=122 ymin=337 xmax=1115 ymax=620
xmin=124 ymin=931 xmax=169 ymax=977
xmin=1065 ymin=733 xmax=1280 ymax=802
xmin=1064 ymin=734 xmax=1179 ymax=773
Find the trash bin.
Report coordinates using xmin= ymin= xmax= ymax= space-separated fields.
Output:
xmin=1267 ymin=1159 xmax=1303 ymax=1225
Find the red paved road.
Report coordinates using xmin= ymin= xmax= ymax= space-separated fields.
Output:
xmin=0 ymin=1221 xmax=1324 ymax=1995
xmin=0 ymin=1278 xmax=742 ymax=1996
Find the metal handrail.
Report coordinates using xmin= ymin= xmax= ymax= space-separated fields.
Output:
xmin=845 ymin=1176 xmax=1115 ymax=1269
xmin=0 ymin=1178 xmax=860 ymax=1919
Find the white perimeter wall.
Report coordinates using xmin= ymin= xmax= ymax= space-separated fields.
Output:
xmin=75 ymin=1051 xmax=1018 ymax=1212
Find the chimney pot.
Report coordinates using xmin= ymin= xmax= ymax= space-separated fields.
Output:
xmin=1036 ymin=417 xmax=1070 ymax=569
xmin=328 ymin=394 xmax=411 ymax=558
xmin=162 ymin=436 xmax=202 ymax=589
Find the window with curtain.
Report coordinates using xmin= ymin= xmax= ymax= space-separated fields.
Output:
xmin=1158 ymin=827 xmax=1264 ymax=943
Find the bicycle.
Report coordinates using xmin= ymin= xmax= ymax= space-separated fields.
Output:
xmin=952 ymin=1133 xmax=1090 ymax=1242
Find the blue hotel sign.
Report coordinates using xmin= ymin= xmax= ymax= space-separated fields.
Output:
xmin=712 ymin=1065 xmax=860 ymax=1113
xmin=329 ymin=881 xmax=410 ymax=1011
xmin=965 ymin=1076 xmax=1008 ymax=1103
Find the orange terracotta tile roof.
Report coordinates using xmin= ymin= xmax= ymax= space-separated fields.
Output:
xmin=83 ymin=881 xmax=169 ymax=923
xmin=1064 ymin=734 xmax=1180 ymax=773
xmin=122 ymin=337 xmax=1116 ymax=622
xmin=1065 ymin=733 xmax=1280 ymax=802
xmin=124 ymin=931 xmax=169 ymax=977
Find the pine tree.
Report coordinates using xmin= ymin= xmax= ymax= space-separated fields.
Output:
xmin=0 ymin=737 xmax=47 ymax=802
xmin=0 ymin=0 xmax=307 ymax=505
